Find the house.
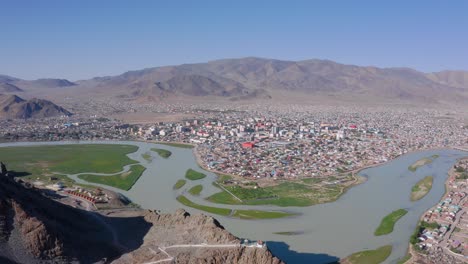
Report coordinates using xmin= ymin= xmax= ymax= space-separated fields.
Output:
xmin=242 ymin=142 xmax=255 ymax=148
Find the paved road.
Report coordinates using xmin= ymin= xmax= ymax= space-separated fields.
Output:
xmin=440 ymin=195 xmax=467 ymax=261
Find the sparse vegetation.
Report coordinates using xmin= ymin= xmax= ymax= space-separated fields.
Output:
xmin=151 ymin=148 xmax=172 ymax=158
xmin=177 ymin=195 xmax=294 ymax=219
xmin=343 ymin=245 xmax=392 ymax=264
xmin=158 ymin=142 xmax=194 ymax=149
xmin=396 ymin=253 xmax=411 ymax=264
xmin=411 ymin=176 xmax=433 ymax=201
xmin=208 ymin=180 xmax=343 ymax=207
xmin=408 ymin=158 xmax=433 ymax=172
xmin=185 ymin=169 xmax=206 ymax=180
xmin=232 ymin=209 xmax=295 ymax=220
xmin=174 ymin=179 xmax=187 ymax=189
xmin=216 ymin=173 xmax=233 ymax=182
xmin=273 ymin=231 xmax=303 ymax=236
xmin=374 ymin=209 xmax=408 ymax=236
xmin=141 ymin=152 xmax=152 ymax=161
xmin=176 ymin=195 xmax=231 ymax=216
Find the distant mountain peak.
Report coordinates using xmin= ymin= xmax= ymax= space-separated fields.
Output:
xmin=1 ymin=57 xmax=467 ymax=105
xmin=0 ymin=82 xmax=24 ymax=93
xmin=0 ymin=94 xmax=71 ymax=119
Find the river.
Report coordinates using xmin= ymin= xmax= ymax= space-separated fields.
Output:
xmin=1 ymin=140 xmax=466 ymax=264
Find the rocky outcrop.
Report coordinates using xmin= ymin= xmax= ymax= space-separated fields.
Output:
xmin=113 ymin=209 xmax=283 ymax=264
xmin=0 ymin=83 xmax=23 ymax=93
xmin=0 ymin=162 xmax=7 ymax=176
xmin=0 ymin=174 xmax=121 ymax=263
xmin=0 ymin=166 xmax=284 ymax=264
xmin=0 ymin=94 xmax=72 ymax=119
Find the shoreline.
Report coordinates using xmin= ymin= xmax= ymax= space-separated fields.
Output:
xmin=1 ymin=139 xmax=465 ymax=208
xmin=2 ymin=139 xmax=468 ymax=262
xmin=404 ymin=156 xmax=468 ymax=264
xmin=188 ymin=143 xmax=463 ymax=206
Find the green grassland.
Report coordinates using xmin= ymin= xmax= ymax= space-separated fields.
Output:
xmin=374 ymin=209 xmax=408 ymax=236
xmin=232 ymin=209 xmax=295 ymax=220
xmin=176 ymin=195 xmax=231 ymax=216
xmin=174 ymin=179 xmax=187 ymax=189
xmin=216 ymin=174 xmax=233 ymax=182
xmin=151 ymin=148 xmax=172 ymax=158
xmin=208 ymin=180 xmax=342 ymax=207
xmin=188 ymin=184 xmax=203 ymax=195
xmin=158 ymin=142 xmax=194 ymax=149
xmin=78 ymin=164 xmax=146 ymax=191
xmin=343 ymin=245 xmax=392 ymax=264
xmin=185 ymin=169 xmax=207 ymax=180
xmin=408 ymin=157 xmax=433 ymax=172
xmin=141 ymin=152 xmax=153 ymax=161
xmin=176 ymin=195 xmax=295 ymax=219
xmin=0 ymin=144 xmax=139 ymax=187
xmin=411 ymin=176 xmax=433 ymax=201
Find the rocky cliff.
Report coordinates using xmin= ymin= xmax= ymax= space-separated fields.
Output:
xmin=112 ymin=209 xmax=283 ymax=264
xmin=0 ymin=174 xmax=121 ymax=263
xmin=0 ymin=166 xmax=283 ymax=264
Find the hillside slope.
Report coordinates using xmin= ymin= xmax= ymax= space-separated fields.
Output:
xmin=0 ymin=94 xmax=72 ymax=119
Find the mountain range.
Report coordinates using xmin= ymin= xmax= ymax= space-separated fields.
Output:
xmin=2 ymin=57 xmax=468 ymax=105
xmin=0 ymin=94 xmax=71 ymax=119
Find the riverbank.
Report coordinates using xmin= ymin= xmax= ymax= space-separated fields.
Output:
xmin=2 ymin=140 xmax=467 ymax=263
xmin=404 ymin=155 xmax=468 ymax=264
xmin=191 ymin=143 xmax=441 ymax=208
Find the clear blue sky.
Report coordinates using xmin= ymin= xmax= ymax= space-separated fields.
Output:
xmin=1 ymin=0 xmax=467 ymax=80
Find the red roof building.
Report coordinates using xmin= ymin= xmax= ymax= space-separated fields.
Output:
xmin=242 ymin=142 xmax=255 ymax=148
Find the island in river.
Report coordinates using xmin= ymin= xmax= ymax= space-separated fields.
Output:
xmin=0 ymin=140 xmax=467 ymax=264
xmin=0 ymin=170 xmax=282 ymax=264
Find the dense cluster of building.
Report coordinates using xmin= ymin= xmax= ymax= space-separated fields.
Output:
xmin=142 ymin=108 xmax=467 ymax=180
xmin=1 ymin=105 xmax=467 ymax=182
xmin=0 ymin=117 xmax=135 ymax=142
xmin=414 ymin=159 xmax=468 ymax=262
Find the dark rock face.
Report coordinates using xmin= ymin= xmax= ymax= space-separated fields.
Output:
xmin=0 ymin=162 xmax=7 ymax=176
xmin=0 ymin=164 xmax=284 ymax=264
xmin=0 ymin=94 xmax=72 ymax=119
xmin=113 ymin=209 xmax=284 ymax=264
xmin=0 ymin=175 xmax=122 ymax=263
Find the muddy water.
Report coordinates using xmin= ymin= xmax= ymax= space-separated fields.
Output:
xmin=1 ymin=141 xmax=466 ymax=264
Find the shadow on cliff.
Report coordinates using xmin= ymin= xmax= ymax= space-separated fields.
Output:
xmin=0 ymin=256 xmax=19 ymax=264
xmin=0 ymin=175 xmax=152 ymax=263
xmin=8 ymin=170 xmax=31 ymax=177
xmin=267 ymin=241 xmax=340 ymax=264
xmin=103 ymin=213 xmax=153 ymax=251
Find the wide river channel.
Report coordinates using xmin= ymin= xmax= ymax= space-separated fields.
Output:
xmin=1 ymin=140 xmax=467 ymax=264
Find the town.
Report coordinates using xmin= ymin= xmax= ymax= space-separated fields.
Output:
xmin=409 ymin=158 xmax=468 ymax=263
xmin=1 ymin=102 xmax=467 ymax=183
